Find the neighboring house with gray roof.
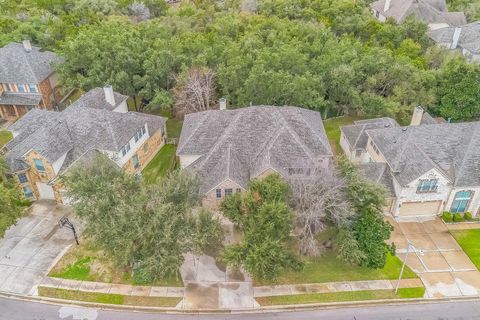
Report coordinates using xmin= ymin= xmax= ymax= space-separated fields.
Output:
xmin=0 ymin=40 xmax=62 ymax=120
xmin=340 ymin=107 xmax=480 ymax=217
xmin=370 ymin=0 xmax=466 ymax=30
xmin=4 ymin=87 xmax=166 ymax=203
xmin=428 ymin=22 xmax=480 ymax=63
xmin=177 ymin=105 xmax=333 ymax=207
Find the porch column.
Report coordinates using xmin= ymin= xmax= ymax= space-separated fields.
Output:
xmin=0 ymin=105 xmax=5 ymax=119
xmin=13 ymin=105 xmax=19 ymax=118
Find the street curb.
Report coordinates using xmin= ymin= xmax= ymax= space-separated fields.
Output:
xmin=1 ymin=289 xmax=478 ymax=314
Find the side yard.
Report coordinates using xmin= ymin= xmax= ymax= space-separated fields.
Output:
xmin=141 ymin=144 xmax=177 ymax=184
xmin=451 ymin=229 xmax=480 ymax=269
xmin=0 ymin=130 xmax=12 ymax=146
xmin=323 ymin=116 xmax=366 ymax=155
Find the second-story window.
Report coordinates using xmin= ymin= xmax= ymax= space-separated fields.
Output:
xmin=417 ymin=179 xmax=438 ymax=193
xmin=121 ymin=142 xmax=131 ymax=157
xmin=5 ymin=84 xmax=13 ymax=92
xmin=134 ymin=125 xmax=146 ymax=142
xmin=33 ymin=159 xmax=45 ymax=171
xmin=216 ymin=189 xmax=222 ymax=199
xmin=18 ymin=173 xmax=28 ymax=183
xmin=17 ymin=84 xmax=26 ymax=93
xmin=28 ymin=84 xmax=38 ymax=93
xmin=225 ymin=188 xmax=233 ymax=197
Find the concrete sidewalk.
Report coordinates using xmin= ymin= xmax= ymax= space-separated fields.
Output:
xmin=40 ymin=277 xmax=184 ymax=298
xmin=253 ymin=279 xmax=424 ymax=297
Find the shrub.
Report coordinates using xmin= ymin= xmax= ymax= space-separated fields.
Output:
xmin=453 ymin=213 xmax=464 ymax=222
xmin=464 ymin=212 xmax=473 ymax=221
xmin=442 ymin=211 xmax=453 ymax=222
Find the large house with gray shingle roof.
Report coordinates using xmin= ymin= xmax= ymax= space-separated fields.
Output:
xmin=4 ymin=86 xmax=166 ymax=203
xmin=0 ymin=41 xmax=62 ymax=120
xmin=340 ymin=107 xmax=480 ymax=217
xmin=177 ymin=106 xmax=333 ymax=207
xmin=428 ymin=21 xmax=480 ymax=63
xmin=371 ymin=0 xmax=466 ymax=30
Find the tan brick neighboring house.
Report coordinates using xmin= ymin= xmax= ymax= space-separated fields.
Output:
xmin=340 ymin=107 xmax=480 ymax=218
xmin=177 ymin=105 xmax=333 ymax=208
xmin=4 ymin=86 xmax=166 ymax=204
xmin=0 ymin=41 xmax=62 ymax=120
xmin=370 ymin=0 xmax=466 ymax=30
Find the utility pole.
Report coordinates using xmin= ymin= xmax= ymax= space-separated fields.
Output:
xmin=59 ymin=216 xmax=79 ymax=245
xmin=395 ymin=240 xmax=413 ymax=294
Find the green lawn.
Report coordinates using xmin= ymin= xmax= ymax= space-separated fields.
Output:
xmin=0 ymin=130 xmax=12 ymax=146
xmin=256 ymin=287 xmax=425 ymax=306
xmin=450 ymin=229 xmax=480 ymax=269
xmin=255 ymin=251 xmax=417 ymax=286
xmin=38 ymin=287 xmax=181 ymax=307
xmin=141 ymin=144 xmax=177 ymax=184
xmin=49 ymin=238 xmax=184 ymax=287
xmin=323 ymin=116 xmax=367 ymax=155
xmin=156 ymin=110 xmax=182 ymax=140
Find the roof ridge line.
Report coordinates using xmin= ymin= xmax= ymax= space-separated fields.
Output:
xmin=295 ymin=108 xmax=332 ymax=155
xmin=453 ymin=123 xmax=480 ymax=186
xmin=177 ymin=112 xmax=210 ymax=154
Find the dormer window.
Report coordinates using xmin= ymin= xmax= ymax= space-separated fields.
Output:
xmin=134 ymin=125 xmax=146 ymax=142
xmin=417 ymin=179 xmax=438 ymax=193
xmin=121 ymin=142 xmax=131 ymax=157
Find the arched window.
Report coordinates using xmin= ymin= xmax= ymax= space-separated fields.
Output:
xmin=451 ymin=191 xmax=473 ymax=213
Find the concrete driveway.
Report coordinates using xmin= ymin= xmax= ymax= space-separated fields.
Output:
xmin=0 ymin=201 xmax=79 ymax=295
xmin=387 ymin=216 xmax=480 ymax=298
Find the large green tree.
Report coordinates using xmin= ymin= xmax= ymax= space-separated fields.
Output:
xmin=63 ymin=155 xmax=222 ymax=282
xmin=221 ymin=174 xmax=301 ymax=280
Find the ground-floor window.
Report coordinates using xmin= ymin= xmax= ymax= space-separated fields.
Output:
xmin=23 ymin=186 xmax=34 ymax=198
xmin=451 ymin=190 xmax=473 ymax=213
xmin=18 ymin=173 xmax=28 ymax=183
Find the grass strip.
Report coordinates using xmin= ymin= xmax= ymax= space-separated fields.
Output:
xmin=256 ymin=287 xmax=425 ymax=306
xmin=38 ymin=287 xmax=181 ymax=307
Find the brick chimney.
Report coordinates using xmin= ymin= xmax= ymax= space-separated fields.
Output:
xmin=103 ymin=85 xmax=116 ymax=106
xmin=22 ymin=40 xmax=32 ymax=52
xmin=219 ymin=98 xmax=227 ymax=110
xmin=410 ymin=106 xmax=424 ymax=126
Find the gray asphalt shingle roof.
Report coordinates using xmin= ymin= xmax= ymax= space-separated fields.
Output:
xmin=178 ymin=106 xmax=333 ymax=193
xmin=359 ymin=162 xmax=395 ymax=196
xmin=71 ymin=87 xmax=128 ymax=111
xmin=5 ymin=90 xmax=166 ymax=174
xmin=371 ymin=0 xmax=466 ymax=26
xmin=428 ymin=22 xmax=480 ymax=54
xmin=341 ymin=117 xmax=399 ymax=151
xmin=0 ymin=42 xmax=62 ymax=84
xmin=0 ymin=93 xmax=43 ymax=106
xmin=366 ymin=121 xmax=480 ymax=187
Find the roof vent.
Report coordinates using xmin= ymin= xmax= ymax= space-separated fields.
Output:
xmin=384 ymin=124 xmax=391 ymax=128
xmin=402 ymin=128 xmax=408 ymax=132
xmin=22 ymin=40 xmax=32 ymax=52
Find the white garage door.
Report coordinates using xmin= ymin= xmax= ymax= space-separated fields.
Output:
xmin=399 ymin=201 xmax=442 ymax=216
xmin=36 ymin=182 xmax=56 ymax=200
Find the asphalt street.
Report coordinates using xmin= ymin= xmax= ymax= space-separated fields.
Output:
xmin=1 ymin=296 xmax=480 ymax=320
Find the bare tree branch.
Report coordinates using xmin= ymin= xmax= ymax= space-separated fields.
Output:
xmin=288 ymin=169 xmax=352 ymax=256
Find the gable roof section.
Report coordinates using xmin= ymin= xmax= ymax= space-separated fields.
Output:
xmin=71 ymin=87 xmax=128 ymax=111
xmin=359 ymin=162 xmax=395 ymax=196
xmin=428 ymin=22 xmax=480 ymax=54
xmin=0 ymin=42 xmax=62 ymax=84
xmin=5 ymin=92 xmax=166 ymax=174
xmin=341 ymin=117 xmax=399 ymax=151
xmin=178 ymin=106 xmax=333 ymax=193
xmin=371 ymin=0 xmax=466 ymax=26
xmin=366 ymin=122 xmax=480 ymax=187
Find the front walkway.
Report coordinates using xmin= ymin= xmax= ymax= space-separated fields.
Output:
xmin=0 ymin=201 xmax=80 ymax=295
xmin=386 ymin=216 xmax=480 ymax=298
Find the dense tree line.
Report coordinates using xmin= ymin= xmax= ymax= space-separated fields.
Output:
xmin=1 ymin=0 xmax=479 ymax=122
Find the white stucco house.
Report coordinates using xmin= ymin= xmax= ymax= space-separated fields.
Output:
xmin=340 ymin=107 xmax=480 ymax=218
